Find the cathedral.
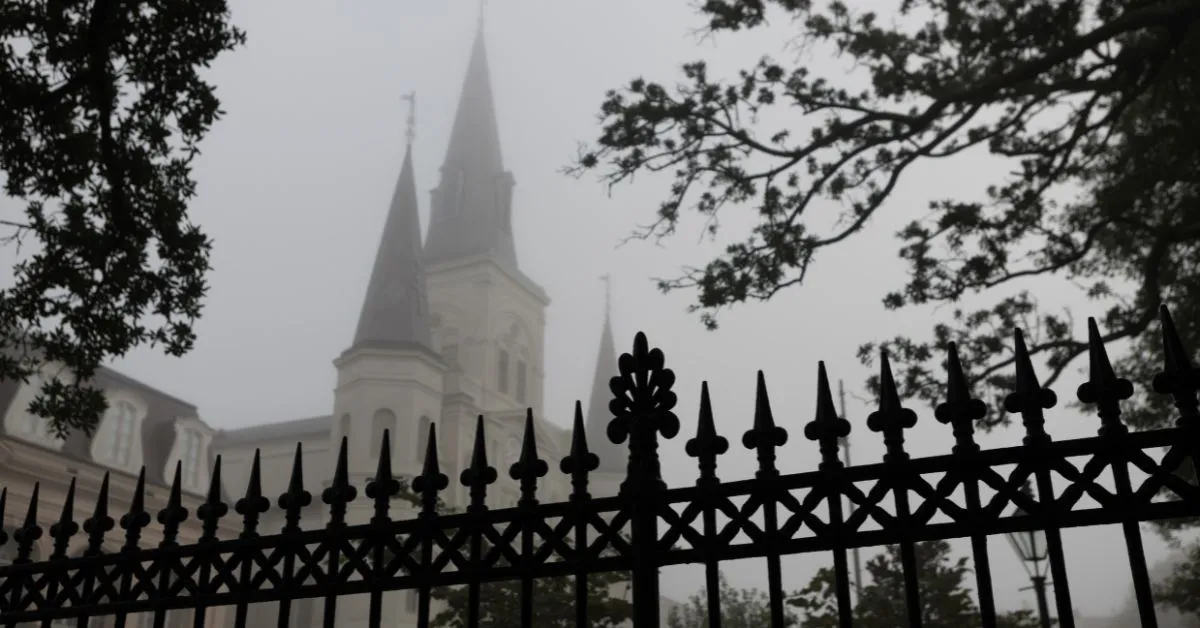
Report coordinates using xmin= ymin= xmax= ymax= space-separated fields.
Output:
xmin=0 ymin=18 xmax=654 ymax=628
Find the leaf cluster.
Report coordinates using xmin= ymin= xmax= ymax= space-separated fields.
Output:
xmin=0 ymin=0 xmax=245 ymax=436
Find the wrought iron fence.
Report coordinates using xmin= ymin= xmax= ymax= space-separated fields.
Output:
xmin=1 ymin=306 xmax=1198 ymax=628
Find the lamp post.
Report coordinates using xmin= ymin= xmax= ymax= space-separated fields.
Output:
xmin=1005 ymin=500 xmax=1053 ymax=628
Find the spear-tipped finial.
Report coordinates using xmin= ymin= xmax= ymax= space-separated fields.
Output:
xmin=686 ymin=382 xmax=729 ymax=481
xmin=401 ymin=91 xmax=417 ymax=146
xmin=197 ymin=456 xmax=228 ymax=543
xmin=14 ymin=483 xmax=42 ymax=563
xmin=1003 ymin=329 xmax=1057 ymax=444
xmin=412 ymin=424 xmax=448 ymax=514
xmin=805 ymin=363 xmax=851 ymax=469
xmin=866 ymin=351 xmax=918 ymax=463
xmin=743 ymin=371 xmax=789 ymax=477
xmin=158 ymin=462 xmax=190 ymax=546
xmin=279 ymin=444 xmax=312 ymax=533
xmin=561 ymin=401 xmax=599 ymax=498
xmin=1077 ymin=318 xmax=1133 ymax=436
xmin=83 ymin=473 xmax=113 ymax=556
xmin=1153 ymin=305 xmax=1200 ymax=425
xmin=510 ymin=409 xmax=549 ymax=506
xmin=235 ymin=449 xmax=271 ymax=538
xmin=366 ymin=431 xmax=401 ymax=523
xmin=462 ymin=416 xmax=498 ymax=512
xmin=322 ymin=437 xmax=358 ymax=526
xmin=50 ymin=478 xmax=78 ymax=559
xmin=934 ymin=343 xmax=987 ymax=454
xmin=120 ymin=468 xmax=151 ymax=551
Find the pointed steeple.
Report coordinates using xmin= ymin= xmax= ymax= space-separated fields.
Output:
xmin=586 ymin=276 xmax=625 ymax=473
xmin=423 ymin=22 xmax=518 ymax=270
xmin=351 ymin=134 xmax=435 ymax=354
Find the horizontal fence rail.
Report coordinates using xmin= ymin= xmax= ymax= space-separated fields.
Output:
xmin=0 ymin=306 xmax=1197 ymax=628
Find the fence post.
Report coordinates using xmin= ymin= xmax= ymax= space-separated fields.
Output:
xmin=609 ymin=333 xmax=679 ymax=628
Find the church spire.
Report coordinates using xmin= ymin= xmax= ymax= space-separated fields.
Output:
xmin=586 ymin=275 xmax=626 ymax=473
xmin=423 ymin=21 xmax=518 ymax=270
xmin=350 ymin=97 xmax=435 ymax=355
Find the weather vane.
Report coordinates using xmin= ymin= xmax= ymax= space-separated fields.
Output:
xmin=600 ymin=274 xmax=611 ymax=319
xmin=401 ymin=90 xmax=416 ymax=145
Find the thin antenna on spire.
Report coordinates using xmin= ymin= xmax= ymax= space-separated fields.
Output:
xmin=401 ymin=91 xmax=417 ymax=146
xmin=476 ymin=0 xmax=487 ymax=31
xmin=839 ymin=379 xmax=864 ymax=603
xmin=600 ymin=274 xmax=612 ymax=320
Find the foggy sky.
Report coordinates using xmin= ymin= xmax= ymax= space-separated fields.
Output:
xmin=1 ymin=0 xmax=1186 ymax=621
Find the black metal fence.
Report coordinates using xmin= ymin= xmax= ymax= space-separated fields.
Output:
xmin=1 ymin=306 xmax=1199 ymax=628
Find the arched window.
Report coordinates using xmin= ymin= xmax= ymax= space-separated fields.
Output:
xmin=371 ymin=410 xmax=397 ymax=459
xmin=416 ymin=416 xmax=433 ymax=463
xmin=497 ymin=349 xmax=510 ymax=394
xmin=101 ymin=401 xmax=137 ymax=466
xmin=516 ymin=357 xmax=528 ymax=405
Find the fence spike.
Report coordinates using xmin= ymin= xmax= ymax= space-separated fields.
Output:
xmin=412 ymin=424 xmax=448 ymax=514
xmin=83 ymin=473 xmax=113 ymax=556
xmin=934 ymin=343 xmax=987 ymax=454
xmin=0 ymin=487 xmax=8 ymax=549
xmin=322 ymin=437 xmax=358 ymax=526
xmin=867 ymin=351 xmax=918 ymax=462
xmin=461 ymin=416 xmax=498 ymax=512
xmin=1077 ymin=318 xmax=1134 ymax=436
xmin=197 ymin=456 xmax=227 ymax=543
xmin=158 ymin=462 xmax=190 ymax=546
xmin=1153 ymin=305 xmax=1200 ymax=424
xmin=49 ymin=477 xmax=78 ymax=559
xmin=366 ymin=430 xmax=401 ymax=524
xmin=511 ymin=409 xmax=548 ymax=507
xmin=743 ymin=371 xmax=788 ymax=476
xmin=805 ymin=363 xmax=850 ymax=470
xmin=1003 ymin=329 xmax=1057 ymax=444
xmin=15 ymin=482 xmax=41 ymax=563
xmin=119 ymin=468 xmax=150 ymax=551
xmin=278 ymin=443 xmax=312 ymax=534
xmin=235 ymin=449 xmax=271 ymax=538
xmin=560 ymin=401 xmax=598 ymax=499
xmin=686 ymin=382 xmax=729 ymax=481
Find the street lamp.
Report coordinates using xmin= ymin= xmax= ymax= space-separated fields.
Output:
xmin=1005 ymin=486 xmax=1053 ymax=628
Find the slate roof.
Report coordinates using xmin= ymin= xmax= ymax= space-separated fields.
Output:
xmin=350 ymin=143 xmax=436 ymax=355
xmin=213 ymin=415 xmax=332 ymax=448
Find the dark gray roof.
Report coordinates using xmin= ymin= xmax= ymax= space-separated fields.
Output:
xmin=586 ymin=311 xmax=626 ymax=473
xmin=423 ymin=25 xmax=519 ymax=271
xmin=214 ymin=415 xmax=332 ymax=448
xmin=351 ymin=144 xmax=436 ymax=354
xmin=0 ymin=365 xmax=218 ymax=494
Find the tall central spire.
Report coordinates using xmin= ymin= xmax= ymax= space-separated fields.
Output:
xmin=423 ymin=21 xmax=518 ymax=270
xmin=587 ymin=275 xmax=626 ymax=473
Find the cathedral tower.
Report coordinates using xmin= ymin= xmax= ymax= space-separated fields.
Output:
xmin=422 ymin=22 xmax=550 ymax=487
xmin=332 ymin=129 xmax=445 ymax=513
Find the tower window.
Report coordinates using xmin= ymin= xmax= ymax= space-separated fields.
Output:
xmin=371 ymin=410 xmax=397 ymax=459
xmin=417 ymin=416 xmax=433 ymax=463
xmin=498 ymin=349 xmax=510 ymax=394
xmin=339 ymin=414 xmax=351 ymax=442
xmin=516 ymin=359 xmax=527 ymax=404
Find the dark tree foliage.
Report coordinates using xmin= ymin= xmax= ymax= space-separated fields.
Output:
xmin=571 ymin=0 xmax=1200 ymax=430
xmin=789 ymin=540 xmax=1045 ymax=627
xmin=0 ymin=0 xmax=245 ymax=436
xmin=667 ymin=569 xmax=800 ymax=627
xmin=430 ymin=569 xmax=633 ymax=628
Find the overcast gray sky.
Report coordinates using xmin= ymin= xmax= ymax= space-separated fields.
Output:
xmin=5 ymin=0 xmax=1188 ymax=621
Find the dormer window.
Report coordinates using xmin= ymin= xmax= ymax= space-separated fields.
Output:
xmin=179 ymin=428 xmax=204 ymax=489
xmin=101 ymin=401 xmax=137 ymax=467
